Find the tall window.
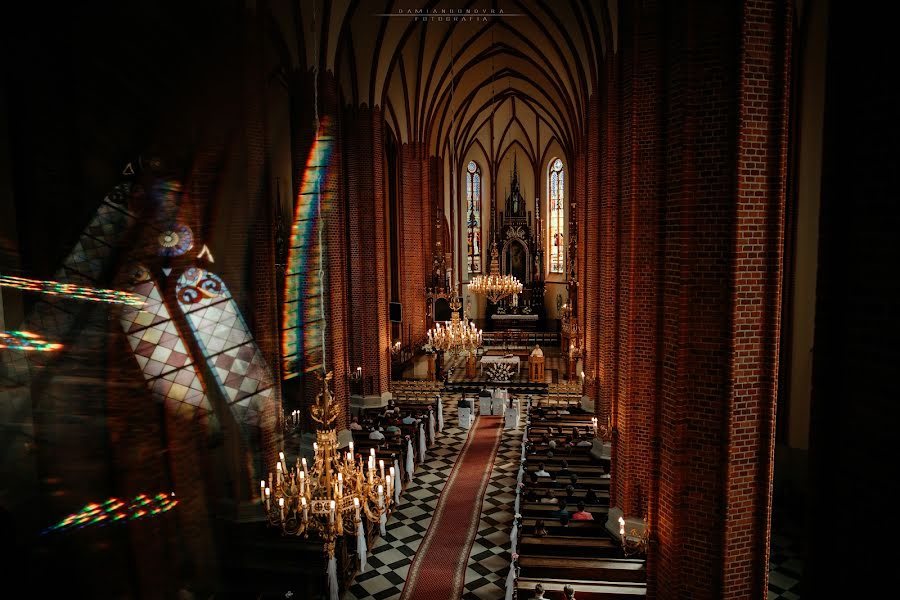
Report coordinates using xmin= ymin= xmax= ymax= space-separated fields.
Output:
xmin=466 ymin=160 xmax=482 ymax=274
xmin=549 ymin=158 xmax=565 ymax=273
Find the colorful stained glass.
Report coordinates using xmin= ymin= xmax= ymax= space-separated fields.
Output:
xmin=466 ymin=160 xmax=482 ymax=274
xmin=549 ymin=158 xmax=566 ymax=273
xmin=156 ymin=224 xmax=195 ymax=257
xmin=0 ymin=275 xmax=143 ymax=306
xmin=0 ymin=330 xmax=62 ymax=351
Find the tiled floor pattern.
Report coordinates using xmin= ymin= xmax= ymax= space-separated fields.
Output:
xmin=768 ymin=529 xmax=804 ymax=599
xmin=345 ymin=395 xmax=524 ymax=600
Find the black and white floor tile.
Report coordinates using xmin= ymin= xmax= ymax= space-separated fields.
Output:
xmin=344 ymin=395 xmax=524 ymax=600
xmin=768 ymin=530 xmax=803 ymax=600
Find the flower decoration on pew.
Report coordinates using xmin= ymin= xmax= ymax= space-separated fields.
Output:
xmin=43 ymin=492 xmax=177 ymax=534
xmin=0 ymin=330 xmax=63 ymax=352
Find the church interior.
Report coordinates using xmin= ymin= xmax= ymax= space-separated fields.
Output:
xmin=0 ymin=1 xmax=894 ymax=599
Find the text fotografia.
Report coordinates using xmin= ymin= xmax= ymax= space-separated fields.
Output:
xmin=379 ymin=8 xmax=521 ymax=21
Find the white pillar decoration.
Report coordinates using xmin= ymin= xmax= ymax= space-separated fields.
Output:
xmin=357 ymin=518 xmax=367 ymax=572
xmin=418 ymin=423 xmax=427 ymax=464
xmin=406 ymin=438 xmax=415 ymax=479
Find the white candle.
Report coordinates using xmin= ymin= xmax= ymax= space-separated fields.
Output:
xmin=338 ymin=473 xmax=343 ymax=497
xmin=370 ymin=448 xmax=376 ymax=460
xmin=301 ymin=497 xmax=308 ymax=522
xmin=349 ymin=441 xmax=354 ymax=457
xmin=299 ymin=470 xmax=305 ymax=495
xmin=279 ymin=497 xmax=285 ymax=521
xmin=265 ymin=487 xmax=271 ymax=511
xmin=329 ymin=500 xmax=336 ymax=523
xmin=377 ymin=485 xmax=384 ymax=509
xmin=353 ymin=497 xmax=360 ymax=520
xmin=386 ymin=474 xmax=392 ymax=501
xmin=260 ymin=480 xmax=265 ymax=498
xmin=279 ymin=451 xmax=286 ymax=467
xmin=619 ymin=516 xmax=626 ymax=543
xmin=276 ymin=462 xmax=283 ymax=484
xmin=313 ymin=442 xmax=318 ymax=454
xmin=379 ymin=459 xmax=385 ymax=482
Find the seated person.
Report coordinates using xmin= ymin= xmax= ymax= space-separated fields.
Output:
xmin=546 ymin=449 xmax=555 ymax=459
xmin=547 ymin=437 xmax=557 ymax=450
xmin=533 ymin=519 xmax=549 ymax=537
xmin=524 ymin=488 xmax=539 ymax=503
xmin=368 ymin=427 xmax=385 ymax=440
xmin=559 ymin=514 xmax=571 ymax=527
xmin=563 ymin=584 xmax=576 ymax=600
xmin=531 ymin=583 xmax=547 ymax=599
xmin=534 ymin=463 xmax=550 ymax=477
xmin=557 ymin=460 xmax=572 ymax=477
xmin=529 ymin=472 xmax=540 ymax=485
xmin=549 ymin=499 xmax=569 ymax=518
xmin=569 ymin=473 xmax=579 ymax=486
xmin=564 ymin=484 xmax=577 ymax=503
xmin=549 ymin=473 xmax=562 ymax=488
xmin=349 ymin=416 xmax=363 ymax=431
xmin=384 ymin=421 xmax=401 ymax=434
xmin=558 ymin=405 xmax=571 ymax=415
xmin=401 ymin=412 xmax=417 ymax=425
xmin=584 ymin=488 xmax=600 ymax=504
xmin=571 ymin=501 xmax=594 ymax=521
xmin=576 ymin=436 xmax=593 ymax=447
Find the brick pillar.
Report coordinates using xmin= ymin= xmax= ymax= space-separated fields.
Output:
xmin=616 ymin=0 xmax=664 ymax=522
xmin=398 ymin=142 xmax=429 ymax=346
xmin=583 ymin=93 xmax=602 ymax=405
xmin=318 ymin=71 xmax=350 ymax=430
xmin=345 ymin=105 xmax=390 ymax=396
xmin=600 ymin=58 xmax=620 ymax=427
xmin=644 ymin=1 xmax=792 ymax=598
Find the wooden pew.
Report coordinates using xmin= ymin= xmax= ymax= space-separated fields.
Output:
xmin=520 ymin=503 xmax=610 ymax=519
xmin=519 ymin=534 xmax=620 ymax=558
xmin=517 ymin=577 xmax=647 ymax=599
xmin=517 ymin=556 xmax=647 ymax=583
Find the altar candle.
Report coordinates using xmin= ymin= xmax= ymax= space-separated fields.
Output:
xmin=301 ymin=497 xmax=308 ymax=522
xmin=379 ymin=459 xmax=385 ymax=482
xmin=260 ymin=480 xmax=265 ymax=499
xmin=386 ymin=474 xmax=392 ymax=500
xmin=370 ymin=448 xmax=376 ymax=460
xmin=337 ymin=472 xmax=343 ymax=497
xmin=313 ymin=442 xmax=318 ymax=454
xmin=353 ymin=497 xmax=360 ymax=520
xmin=618 ymin=516 xmax=626 ymax=543
xmin=279 ymin=497 xmax=285 ymax=521
xmin=377 ymin=485 xmax=384 ymax=509
xmin=276 ymin=462 xmax=283 ymax=484
xmin=299 ymin=470 xmax=305 ymax=495
xmin=265 ymin=487 xmax=270 ymax=511
xmin=329 ymin=500 xmax=336 ymax=523
xmin=349 ymin=441 xmax=354 ymax=457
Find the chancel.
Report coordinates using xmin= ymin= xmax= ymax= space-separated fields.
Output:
xmin=0 ymin=1 xmax=892 ymax=599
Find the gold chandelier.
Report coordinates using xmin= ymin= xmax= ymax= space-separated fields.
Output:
xmin=469 ymin=242 xmax=523 ymax=304
xmin=426 ymin=295 xmax=482 ymax=358
xmin=262 ymin=372 xmax=392 ymax=560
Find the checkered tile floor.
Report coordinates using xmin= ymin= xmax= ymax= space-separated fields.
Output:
xmin=345 ymin=395 xmax=524 ymax=600
xmin=768 ymin=530 xmax=803 ymax=599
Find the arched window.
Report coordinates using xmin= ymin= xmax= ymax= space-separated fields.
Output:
xmin=548 ymin=158 xmax=565 ymax=273
xmin=466 ymin=160 xmax=482 ymax=274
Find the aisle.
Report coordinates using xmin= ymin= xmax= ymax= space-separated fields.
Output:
xmin=399 ymin=415 xmax=504 ymax=600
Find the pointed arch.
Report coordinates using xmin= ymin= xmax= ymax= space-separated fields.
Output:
xmin=465 ymin=159 xmax=483 ymax=274
xmin=548 ymin=157 xmax=566 ymax=274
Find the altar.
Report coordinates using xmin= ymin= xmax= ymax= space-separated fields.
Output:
xmin=490 ymin=313 xmax=539 ymax=330
xmin=480 ymin=354 xmax=521 ymax=376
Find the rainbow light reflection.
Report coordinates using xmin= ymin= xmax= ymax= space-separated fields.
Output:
xmin=0 ymin=275 xmax=144 ymax=306
xmin=0 ymin=330 xmax=63 ymax=352
xmin=281 ymin=117 xmax=333 ymax=379
xmin=43 ymin=492 xmax=178 ymax=534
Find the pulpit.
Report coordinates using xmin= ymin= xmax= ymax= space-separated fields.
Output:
xmin=529 ymin=356 xmax=545 ymax=382
xmin=465 ymin=354 xmax=476 ymax=378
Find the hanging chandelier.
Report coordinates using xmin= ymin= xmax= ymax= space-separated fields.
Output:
xmin=469 ymin=242 xmax=523 ymax=304
xmin=261 ymin=371 xmax=392 ymax=559
xmin=426 ymin=295 xmax=482 ymax=358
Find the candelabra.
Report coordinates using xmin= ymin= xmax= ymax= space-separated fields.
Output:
xmin=262 ymin=372 xmax=392 ymax=560
xmin=469 ymin=242 xmax=523 ymax=304
xmin=426 ymin=295 xmax=482 ymax=359
xmin=618 ymin=516 xmax=650 ymax=557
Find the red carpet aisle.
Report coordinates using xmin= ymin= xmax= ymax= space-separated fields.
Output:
xmin=400 ymin=415 xmax=503 ymax=600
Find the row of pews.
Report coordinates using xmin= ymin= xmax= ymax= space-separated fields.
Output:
xmin=514 ymin=407 xmax=647 ymax=599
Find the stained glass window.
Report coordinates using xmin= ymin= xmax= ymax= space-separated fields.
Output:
xmin=549 ymin=158 xmax=565 ymax=274
xmin=466 ymin=160 xmax=482 ymax=274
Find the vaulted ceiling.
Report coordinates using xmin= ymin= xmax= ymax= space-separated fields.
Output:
xmin=268 ymin=1 xmax=616 ymax=159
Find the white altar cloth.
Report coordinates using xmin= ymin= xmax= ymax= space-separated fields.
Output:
xmin=480 ymin=355 xmax=521 ymax=376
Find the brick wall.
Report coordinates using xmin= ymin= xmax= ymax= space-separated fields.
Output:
xmin=606 ymin=1 xmax=792 ymax=597
xmin=344 ymin=105 xmax=390 ymax=395
xmin=398 ymin=143 xmax=430 ymax=346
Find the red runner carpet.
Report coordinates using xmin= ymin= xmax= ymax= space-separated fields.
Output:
xmin=400 ymin=415 xmax=503 ymax=600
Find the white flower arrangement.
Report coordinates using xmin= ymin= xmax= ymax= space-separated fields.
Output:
xmin=486 ymin=363 xmax=514 ymax=382
xmin=422 ymin=343 xmax=435 ymax=354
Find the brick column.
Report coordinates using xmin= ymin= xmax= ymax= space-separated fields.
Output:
xmin=599 ymin=58 xmax=619 ymax=425
xmin=344 ymin=105 xmax=390 ymax=396
xmin=398 ymin=142 xmax=430 ymax=346
xmin=583 ymin=93 xmax=602 ymax=406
